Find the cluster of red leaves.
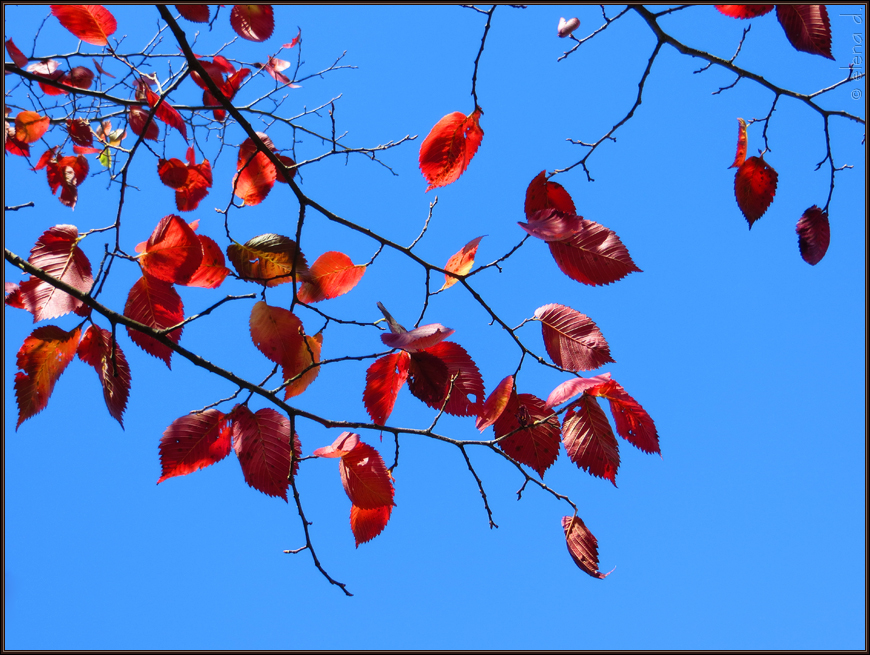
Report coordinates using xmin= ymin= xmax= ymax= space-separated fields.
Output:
xmin=5 ymin=110 xmax=51 ymax=157
xmin=313 ymin=432 xmax=395 ymax=546
xmin=191 ymin=55 xmax=250 ymax=122
xmin=716 ymin=5 xmax=833 ymax=59
xmin=158 ymin=147 xmax=213 ymax=211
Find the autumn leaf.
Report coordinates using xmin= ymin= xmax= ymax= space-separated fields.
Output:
xmin=5 ymin=38 xmax=28 ymax=68
xmin=729 ymin=117 xmax=747 ymax=169
xmin=14 ymin=325 xmax=81 ymax=429
xmin=66 ymin=118 xmax=94 ymax=147
xmin=587 ymin=379 xmax=660 ymax=455
xmin=157 ymin=148 xmax=213 ymax=211
xmin=350 ymin=504 xmax=393 ymax=547
xmin=440 ymin=236 xmax=484 ymax=291
xmin=381 ymin=323 xmax=455 ymax=353
xmin=231 ymin=405 xmax=300 ymax=501
xmin=44 ymin=154 xmax=89 ymax=208
xmin=157 ymin=410 xmax=231 ymax=483
xmin=547 ymin=220 xmax=642 ymax=286
xmin=524 ymin=170 xmax=576 ymax=218
xmin=363 ymin=351 xmax=411 ymax=425
xmin=77 ymin=325 xmax=131 ymax=428
xmin=128 ymin=106 xmax=159 ymax=141
xmin=91 ymin=57 xmax=115 ymax=78
xmin=143 ymin=86 xmax=188 ymax=140
xmin=297 ymin=251 xmax=365 ymax=303
xmin=545 ymin=372 xmax=613 ymax=409
xmin=313 ymin=431 xmax=360 ymax=458
xmin=339 ymin=441 xmax=395 ymax=509
xmin=226 ymin=233 xmax=308 ymax=287
xmin=535 ymin=303 xmax=613 ymax=371
xmin=419 ymin=107 xmax=484 ymax=191
xmin=15 ymin=111 xmax=51 ymax=143
xmin=230 ymin=5 xmax=275 ymax=42
xmin=233 ymin=151 xmax=277 ymax=205
xmin=283 ymin=28 xmax=302 ymax=49
xmin=138 ymin=215 xmax=204 ymax=284
xmin=282 ymin=331 xmax=323 ymax=399
xmin=123 ymin=275 xmax=184 ymax=368
xmin=63 ymin=66 xmax=94 ymax=90
xmin=183 ymin=235 xmax=230 ymax=289
xmin=51 ymin=5 xmax=117 ymax=46
xmin=715 ymin=5 xmax=774 ymax=19
xmin=406 ymin=350 xmax=450 ymax=410
xmin=562 ymin=515 xmax=609 ymax=579
xmin=562 ymin=395 xmax=620 ymax=486
xmin=734 ymin=155 xmax=778 ymax=228
xmin=476 ymin=375 xmax=514 ymax=432
xmin=776 ymin=5 xmax=833 ymax=59
xmin=419 ymin=341 xmax=484 ymax=417
xmin=796 ymin=205 xmax=830 ymax=266
xmin=260 ymin=57 xmax=295 ymax=86
xmin=493 ymin=391 xmax=561 ymax=478
xmin=249 ymin=301 xmax=305 ymax=366
xmin=5 ymin=282 xmax=26 ymax=310
xmin=176 ymin=4 xmax=210 ymax=22
xmin=519 ymin=208 xmax=585 ymax=242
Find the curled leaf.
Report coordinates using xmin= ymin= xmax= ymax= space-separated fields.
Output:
xmin=562 ymin=515 xmax=609 ymax=579
xmin=381 ymin=323 xmax=455 ymax=353
xmin=729 ymin=118 xmax=747 ymax=169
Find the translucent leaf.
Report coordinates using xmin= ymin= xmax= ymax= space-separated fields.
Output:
xmin=535 ymin=303 xmax=613 ymax=371
xmin=524 ymin=170 xmax=576 ymax=219
xmin=183 ymin=235 xmax=230 ymax=289
xmin=775 ymin=4 xmax=833 ymax=59
xmin=734 ymin=156 xmax=778 ymax=228
xmin=588 ymin=379 xmax=660 ymax=455
xmin=420 ymin=340 xmax=484 ymax=417
xmin=545 ymin=372 xmax=613 ymax=409
xmin=313 ymin=431 xmax=360 ymax=459
xmin=562 ymin=395 xmax=619 ymax=485
xmin=66 ymin=118 xmax=94 ymax=147
xmin=14 ymin=111 xmax=51 ymax=143
xmin=14 ymin=325 xmax=81 ymax=429
xmin=440 ymin=236 xmax=484 ymax=291
xmin=381 ymin=323 xmax=455 ymax=353
xmin=350 ymin=504 xmax=392 ymax=547
xmin=297 ymin=251 xmax=365 ymax=303
xmin=231 ymin=406 xmax=300 ymax=501
xmin=77 ymin=325 xmax=131 ymax=427
xmin=138 ymin=214 xmax=203 ymax=284
xmin=419 ymin=108 xmax=483 ymax=191
xmin=5 ymin=38 xmax=28 ymax=68
xmin=339 ymin=442 xmax=395 ymax=509
xmin=230 ymin=4 xmax=275 ymax=42
xmin=282 ymin=331 xmax=322 ymax=399
xmin=249 ymin=301 xmax=304 ymax=367
xmin=562 ymin=515 xmax=609 ymax=579
xmin=226 ymin=233 xmax=308 ymax=287
xmin=476 ymin=374 xmax=514 ymax=432
xmin=128 ymin=106 xmax=159 ymax=141
xmin=123 ymin=275 xmax=184 ymax=368
xmin=50 ymin=5 xmax=117 ymax=46
xmin=715 ymin=5 xmax=774 ymax=19
xmin=493 ymin=391 xmax=561 ymax=478
xmin=519 ymin=208 xmax=584 ymax=242
xmin=547 ymin=219 xmax=641 ymax=286
xmin=363 ymin=352 xmax=411 ymax=426
xmin=729 ymin=117 xmax=747 ymax=169
xmin=233 ymin=151 xmax=276 ymax=205
xmin=157 ymin=410 xmax=231 ymax=483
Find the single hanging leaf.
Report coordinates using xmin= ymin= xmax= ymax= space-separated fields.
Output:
xmin=14 ymin=325 xmax=81 ymax=429
xmin=796 ymin=205 xmax=830 ymax=266
xmin=493 ymin=391 xmax=561 ymax=478
xmin=77 ymin=325 xmax=131 ymax=427
xmin=282 ymin=331 xmax=323 ymax=400
xmin=519 ymin=208 xmax=585 ymax=242
xmin=562 ymin=515 xmax=609 ymax=579
xmin=420 ymin=340 xmax=484 ymax=417
xmin=441 ymin=235 xmax=484 ymax=291
xmin=66 ymin=118 xmax=94 ymax=147
xmin=231 ymin=406 xmax=300 ymax=501
xmin=50 ymin=5 xmax=117 ymax=46
xmin=5 ymin=38 xmax=29 ymax=68
xmin=260 ymin=57 xmax=295 ymax=86
xmin=363 ymin=351 xmax=411 ymax=425
xmin=283 ymin=28 xmax=302 ymax=49
xmin=138 ymin=215 xmax=203 ymax=284
xmin=14 ymin=111 xmax=51 ymax=143
xmin=525 ymin=170 xmax=576 ymax=219
xmin=339 ymin=441 xmax=395 ymax=510
xmin=546 ymin=373 xmax=613 ymax=409
xmin=158 ymin=410 xmax=231 ymax=483
xmin=775 ymin=5 xmax=833 ymax=59
xmin=547 ymin=220 xmax=641 ymax=286
xmin=734 ymin=156 xmax=778 ymax=228
xmin=233 ymin=151 xmax=277 ymax=205
xmin=184 ymin=235 xmax=230 ymax=288
xmin=128 ymin=106 xmax=159 ymax=141
xmin=19 ymin=224 xmax=93 ymax=322
xmin=715 ymin=5 xmax=774 ymax=19
xmin=313 ymin=432 xmax=360 ymax=459
xmin=231 ymin=5 xmax=275 ymax=42
xmin=587 ymin=379 xmax=660 ymax=455
xmin=381 ymin=322 xmax=455 ymax=353
xmin=535 ymin=303 xmax=613 ymax=371
xmin=92 ymin=57 xmax=115 ymax=78
xmin=123 ymin=275 xmax=184 ymax=368
xmin=419 ymin=107 xmax=484 ymax=191
xmin=729 ymin=118 xmax=748 ymax=169
xmin=476 ymin=375 xmax=514 ymax=432
xmin=227 ymin=233 xmax=308 ymax=287
xmin=350 ymin=504 xmax=393 ymax=547
xmin=296 ymin=251 xmax=366 ymax=303
xmin=44 ymin=154 xmax=89 ymax=209
xmin=248 ymin=301 xmax=304 ymax=366
xmin=562 ymin=395 xmax=620 ymax=486
xmin=176 ymin=5 xmax=210 ymax=22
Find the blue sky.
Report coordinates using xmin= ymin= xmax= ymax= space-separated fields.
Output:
xmin=4 ymin=4 xmax=865 ymax=649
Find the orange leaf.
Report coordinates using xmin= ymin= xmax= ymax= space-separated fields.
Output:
xmin=282 ymin=331 xmax=323 ymax=399
xmin=476 ymin=374 xmax=514 ymax=432
xmin=14 ymin=325 xmax=81 ymax=429
xmin=440 ymin=235 xmax=484 ymax=290
xmin=562 ymin=515 xmax=609 ymax=579
xmin=350 ymin=504 xmax=392 ymax=547
xmin=729 ymin=118 xmax=748 ymax=169
xmin=734 ymin=155 xmax=778 ymax=228
xmin=419 ymin=107 xmax=484 ymax=191
xmin=230 ymin=4 xmax=275 ymax=42
xmin=233 ymin=151 xmax=276 ymax=205
xmin=249 ymin=300 xmax=305 ymax=366
xmin=50 ymin=5 xmax=117 ymax=46
xmin=15 ymin=111 xmax=51 ymax=144
xmin=226 ymin=233 xmax=308 ymax=287
xmin=297 ymin=251 xmax=365 ymax=303
xmin=183 ymin=235 xmax=230 ymax=289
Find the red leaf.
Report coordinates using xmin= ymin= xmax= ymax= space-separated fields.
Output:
xmin=350 ymin=504 xmax=392 ymax=547
xmin=261 ymin=56 xmax=292 ymax=85
xmin=273 ymin=154 xmax=296 ymax=183
xmin=562 ymin=395 xmax=619 ymax=485
xmin=729 ymin=117 xmax=748 ymax=169
xmin=77 ymin=325 xmax=131 ymax=427
xmin=91 ymin=57 xmax=115 ymax=78
xmin=381 ymin=322 xmax=455 ymax=353
xmin=775 ymin=5 xmax=833 ymax=59
xmin=14 ymin=325 xmax=81 ymax=429
xmin=796 ymin=205 xmax=830 ymax=266
xmin=158 ymin=410 xmax=231 ymax=483
xmin=222 ymin=67 xmax=250 ymax=98
xmin=535 ymin=303 xmax=613 ymax=372
xmin=5 ymin=134 xmax=30 ymax=157
xmin=525 ymin=170 xmax=576 ymax=218
xmin=138 ymin=215 xmax=203 ymax=284
xmin=63 ymin=65 xmax=94 ymax=90
xmin=282 ymin=331 xmax=322 ymax=400
xmin=547 ymin=220 xmax=641 ymax=286
xmin=5 ymin=282 xmax=26 ymax=310
xmin=231 ymin=406 xmax=300 ymax=501
xmin=363 ymin=351 xmax=411 ymax=426
xmin=144 ymin=87 xmax=187 ymax=140
xmin=66 ymin=118 xmax=93 ymax=147
xmin=6 ymin=38 xmax=28 ymax=68
xmin=588 ymin=379 xmax=660 ymax=455
xmin=226 ymin=233 xmax=308 ymax=287
xmin=734 ymin=155 xmax=778 ymax=228
xmin=715 ymin=5 xmax=774 ymax=19
xmin=176 ymin=4 xmax=210 ymax=22
xmin=406 ymin=350 xmax=450 ymax=410
xmin=233 ymin=151 xmax=276 ymax=205
xmin=15 ymin=111 xmax=51 ymax=143
xmin=44 ymin=154 xmax=89 ymax=209
xmin=419 ymin=107 xmax=484 ymax=191
xmin=545 ymin=372 xmax=613 ymax=409
xmin=184 ymin=235 xmax=230 ymax=288
xmin=19 ymin=224 xmax=93 ymax=322
xmin=157 ymin=157 xmax=188 ymax=188
xmin=128 ymin=106 xmax=159 ymax=141
xmin=441 ymin=235 xmax=484 ymax=291
xmin=123 ymin=275 xmax=184 ymax=368
xmin=158 ymin=150 xmax=212 ymax=211
xmin=230 ymin=5 xmax=275 ymax=42
xmin=339 ymin=441 xmax=395 ymax=509
xmin=32 ymin=147 xmax=58 ymax=171
xmin=50 ymin=5 xmax=117 ymax=46
xmin=313 ymin=431 xmax=360 ymax=459
xmin=476 ymin=374 xmax=514 ymax=432
xmin=420 ymin=340 xmax=484 ymax=417
xmin=494 ymin=391 xmax=561 ymax=478
xmin=283 ymin=28 xmax=301 ymax=49
xmin=520 ymin=208 xmax=585 ymax=242
xmin=562 ymin=515 xmax=609 ymax=579
xmin=249 ymin=300 xmax=304 ymax=366
xmin=297 ymin=251 xmax=365 ymax=303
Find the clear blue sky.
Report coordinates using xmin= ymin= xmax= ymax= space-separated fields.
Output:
xmin=4 ymin=4 xmax=865 ymax=649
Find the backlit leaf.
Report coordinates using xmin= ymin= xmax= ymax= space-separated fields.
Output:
xmin=715 ymin=5 xmax=774 ymax=19
xmin=63 ymin=66 xmax=94 ymax=90
xmin=123 ymin=275 xmax=184 ymax=368
xmin=158 ymin=410 xmax=231 ymax=483
xmin=476 ymin=374 xmax=514 ymax=432
xmin=14 ymin=325 xmax=80 ymax=429
xmin=339 ymin=441 xmax=395 ymax=509
xmin=282 ymin=28 xmax=301 ymax=49
xmin=535 ymin=303 xmax=613 ymax=371
xmin=729 ymin=117 xmax=747 ymax=169
xmin=249 ymin=300 xmax=304 ymax=366
xmin=143 ymin=86 xmax=187 ymax=140
xmin=158 ymin=150 xmax=212 ymax=211
xmin=231 ymin=5 xmax=275 ymax=42
xmin=15 ymin=111 xmax=51 ymax=143
xmin=50 ymin=5 xmax=117 ymax=46
xmin=545 ymin=372 xmax=613 ymax=409
xmin=381 ymin=323 xmax=455 ymax=353
xmin=5 ymin=38 xmax=28 ymax=68
xmin=440 ymin=235 xmax=484 ymax=291
xmin=419 ymin=107 xmax=483 ymax=191
xmin=796 ymin=205 xmax=830 ymax=266
xmin=734 ymin=155 xmax=778 ymax=228
xmin=547 ymin=220 xmax=641 ymax=286
xmin=775 ymin=4 xmax=833 ymax=59
xmin=493 ymin=391 xmax=561 ymax=478
xmin=420 ymin=340 xmax=484 ymax=417
xmin=524 ymin=170 xmax=576 ymax=218
xmin=176 ymin=4 xmax=210 ymax=22
xmin=5 ymin=282 xmax=26 ymax=310
xmin=66 ymin=118 xmax=93 ymax=147
xmin=519 ymin=208 xmax=584 ymax=242
xmin=128 ymin=106 xmax=159 ymax=141
xmin=588 ymin=379 xmax=660 ymax=455
xmin=138 ymin=214 xmax=203 ymax=284
xmin=313 ymin=432 xmax=361 ymax=459
xmin=297 ymin=251 xmax=365 ymax=303
xmin=363 ymin=351 xmax=411 ymax=426
xmin=183 ymin=235 xmax=230 ymax=288
xmin=233 ymin=151 xmax=276 ymax=205
xmin=562 ymin=515 xmax=608 ymax=579
xmin=77 ymin=325 xmax=131 ymax=427
xmin=350 ymin=504 xmax=392 ymax=547
xmin=226 ymin=233 xmax=308 ymax=287
xmin=231 ymin=406 xmax=299 ymax=501
xmin=282 ymin=331 xmax=323 ymax=399
xmin=562 ymin=395 xmax=619 ymax=485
